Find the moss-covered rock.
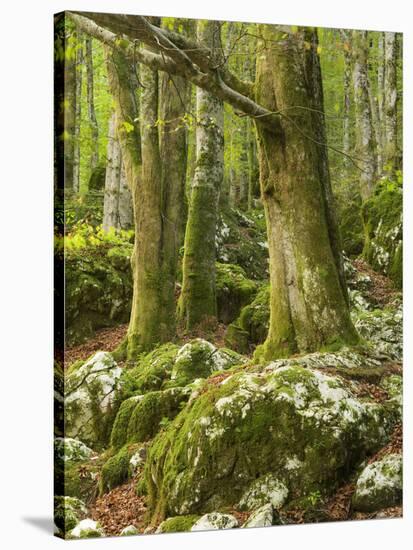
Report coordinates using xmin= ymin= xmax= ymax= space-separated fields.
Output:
xmin=65 ymin=242 xmax=133 ymax=345
xmin=54 ymin=437 xmax=94 ymax=464
xmin=242 ymin=504 xmax=280 ymax=528
xmin=110 ymin=387 xmax=191 ymax=452
xmin=238 ymin=474 xmax=288 ymax=511
xmin=352 ymin=453 xmax=402 ymax=512
xmin=54 ymin=361 xmax=64 ymax=438
xmin=216 ymin=208 xmax=269 ymax=280
xmin=353 ymin=305 xmax=402 ymax=361
xmin=362 ymin=179 xmax=402 ymax=288
xmin=191 ymin=513 xmax=238 ymax=531
xmin=120 ymin=525 xmax=139 ymax=536
xmin=65 ymin=351 xmax=122 ymax=449
xmin=225 ymin=285 xmax=270 ymax=352
xmin=216 ymin=263 xmax=258 ymax=324
xmin=144 ymin=363 xmax=399 ymax=520
xmin=69 ymin=518 xmax=105 ymax=539
xmin=100 ymin=442 xmax=144 ymax=493
xmin=156 ymin=515 xmax=200 ymax=533
xmin=54 ymin=496 xmax=87 ymax=537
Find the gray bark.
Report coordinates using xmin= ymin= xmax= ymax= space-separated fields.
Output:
xmin=85 ymin=37 xmax=99 ymax=170
xmin=383 ymin=32 xmax=398 ymax=172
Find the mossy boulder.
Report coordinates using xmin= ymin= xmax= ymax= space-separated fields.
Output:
xmin=191 ymin=513 xmax=238 ymax=531
xmin=216 ymin=208 xmax=269 ymax=280
xmin=54 ymin=437 xmax=94 ymax=464
xmin=238 ymin=474 xmax=288 ymax=511
xmin=216 ymin=262 xmax=258 ymax=324
xmin=65 ymin=351 xmax=122 ymax=449
xmin=242 ymin=504 xmax=280 ymax=528
xmin=54 ymin=496 xmax=87 ymax=537
xmin=100 ymin=442 xmax=144 ymax=493
xmin=120 ymin=525 xmax=139 ymax=536
xmin=353 ymin=305 xmax=402 ymax=361
xmin=65 ymin=243 xmax=133 ymax=345
xmin=156 ymin=515 xmax=200 ymax=533
xmin=144 ymin=363 xmax=399 ymax=520
xmin=362 ymin=179 xmax=402 ymax=288
xmin=352 ymin=453 xmax=402 ymax=512
xmin=225 ymin=285 xmax=270 ymax=353
xmin=54 ymin=361 xmax=64 ymax=437
xmin=69 ymin=518 xmax=105 ymax=539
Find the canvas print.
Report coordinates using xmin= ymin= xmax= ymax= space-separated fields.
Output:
xmin=54 ymin=11 xmax=403 ymax=539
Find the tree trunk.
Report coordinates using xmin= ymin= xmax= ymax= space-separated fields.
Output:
xmin=85 ymin=37 xmax=99 ymax=171
xmin=341 ymin=30 xmax=352 ymax=164
xmin=377 ymin=32 xmax=385 ymax=174
xmin=102 ymin=111 xmax=133 ymax=231
xmin=352 ymin=30 xmax=377 ymax=200
xmin=159 ymin=18 xmax=191 ymax=338
xmin=254 ymin=25 xmax=357 ymax=361
xmin=72 ymin=36 xmax=83 ymax=192
xmin=383 ymin=32 xmax=398 ymax=173
xmin=178 ymin=20 xmax=224 ymax=330
xmin=63 ymin=26 xmax=77 ymax=191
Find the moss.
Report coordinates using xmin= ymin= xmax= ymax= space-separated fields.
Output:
xmin=216 ymin=262 xmax=258 ymax=324
xmin=144 ymin=365 xmax=396 ymax=521
xmin=157 ymin=515 xmax=200 ymax=533
xmin=225 ymin=285 xmax=270 ymax=353
xmin=100 ymin=443 xmax=141 ymax=494
xmin=362 ymin=178 xmax=402 ymax=288
xmin=63 ymin=460 xmax=101 ymax=504
xmin=54 ymin=496 xmax=87 ymax=535
xmin=110 ymin=388 xmax=189 ymax=452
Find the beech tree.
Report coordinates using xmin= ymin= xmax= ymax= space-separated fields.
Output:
xmin=383 ymin=32 xmax=398 ymax=172
xmin=69 ymin=12 xmax=358 ymax=360
xmin=85 ymin=37 xmax=99 ymax=171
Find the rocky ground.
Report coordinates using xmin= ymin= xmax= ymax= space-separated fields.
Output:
xmin=56 ymin=253 xmax=403 ymax=540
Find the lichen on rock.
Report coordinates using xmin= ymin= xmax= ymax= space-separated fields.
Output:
xmin=191 ymin=512 xmax=238 ymax=531
xmin=54 ymin=496 xmax=87 ymax=537
xmin=69 ymin=518 xmax=105 ymax=539
xmin=352 ymin=453 xmax=402 ymax=512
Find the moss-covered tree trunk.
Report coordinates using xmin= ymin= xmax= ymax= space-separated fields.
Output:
xmin=178 ymin=20 xmax=224 ymax=330
xmin=63 ymin=24 xmax=77 ymax=191
xmin=352 ymin=30 xmax=377 ymax=200
xmin=73 ymin=36 xmax=83 ymax=192
xmin=159 ymin=19 xmax=192 ymax=334
xmin=85 ymin=37 xmax=99 ymax=171
xmin=254 ymin=26 xmax=357 ymax=361
xmin=102 ymin=111 xmax=133 ymax=231
xmin=383 ymin=32 xmax=398 ymax=173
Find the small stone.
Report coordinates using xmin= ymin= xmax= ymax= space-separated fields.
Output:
xmin=70 ymin=518 xmax=105 ymax=539
xmin=239 ymin=474 xmax=288 ymax=511
xmin=191 ymin=512 xmax=238 ymax=531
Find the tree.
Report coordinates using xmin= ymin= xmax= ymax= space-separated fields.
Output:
xmin=383 ymin=32 xmax=398 ymax=172
xmin=178 ymin=19 xmax=224 ymax=330
xmin=352 ymin=30 xmax=377 ymax=200
xmin=72 ymin=35 xmax=83 ymax=192
xmin=69 ymin=12 xmax=358 ymax=360
xmin=102 ymin=111 xmax=132 ymax=231
xmin=85 ymin=37 xmax=99 ymax=171
xmin=63 ymin=23 xmax=77 ymax=191
xmin=253 ymin=26 xmax=357 ymax=360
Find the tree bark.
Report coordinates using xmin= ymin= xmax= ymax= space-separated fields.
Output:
xmin=352 ymin=30 xmax=377 ymax=200
xmin=102 ymin=111 xmax=133 ymax=231
xmin=254 ymin=25 xmax=357 ymax=361
xmin=383 ymin=32 xmax=398 ymax=173
xmin=63 ymin=24 xmax=77 ymax=191
xmin=85 ymin=37 xmax=99 ymax=171
xmin=72 ymin=36 xmax=83 ymax=192
xmin=340 ymin=30 xmax=352 ymax=165
xmin=178 ymin=20 xmax=224 ymax=330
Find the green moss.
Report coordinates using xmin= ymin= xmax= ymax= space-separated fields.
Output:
xmin=216 ymin=262 xmax=258 ymax=324
xmin=158 ymin=515 xmax=200 ymax=533
xmin=54 ymin=496 xmax=86 ymax=535
xmin=100 ymin=443 xmax=142 ymax=494
xmin=63 ymin=460 xmax=101 ymax=504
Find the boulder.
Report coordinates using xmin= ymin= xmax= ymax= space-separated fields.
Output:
xmin=238 ymin=474 xmax=288 ymax=511
xmin=65 ymin=351 xmax=122 ymax=448
xmin=145 ymin=362 xmax=399 ymax=519
xmin=352 ymin=453 xmax=402 ymax=512
xmin=54 ymin=496 xmax=87 ymax=536
xmin=70 ymin=518 xmax=105 ymax=539
xmin=242 ymin=504 xmax=279 ymax=528
xmin=191 ymin=513 xmax=238 ymax=531
xmin=120 ymin=525 xmax=139 ymax=536
xmin=216 ymin=262 xmax=258 ymax=324
xmin=54 ymin=437 xmax=94 ymax=463
xmin=156 ymin=515 xmax=200 ymax=533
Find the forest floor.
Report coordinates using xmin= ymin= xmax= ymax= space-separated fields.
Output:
xmin=65 ymin=259 xmax=403 ymax=534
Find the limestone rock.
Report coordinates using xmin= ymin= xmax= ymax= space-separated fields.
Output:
xmin=70 ymin=518 xmax=105 ymax=539
xmin=242 ymin=504 xmax=279 ymax=528
xmin=239 ymin=474 xmax=288 ymax=511
xmin=191 ymin=513 xmax=238 ymax=531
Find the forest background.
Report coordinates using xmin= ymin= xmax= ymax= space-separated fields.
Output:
xmin=1 ymin=0 xmax=412 ymax=549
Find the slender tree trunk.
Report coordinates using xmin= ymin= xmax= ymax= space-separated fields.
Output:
xmin=377 ymin=32 xmax=385 ymax=174
xmin=85 ymin=37 xmax=99 ymax=171
xmin=72 ymin=36 xmax=83 ymax=192
xmin=102 ymin=111 xmax=133 ymax=231
xmin=352 ymin=30 xmax=377 ymax=200
xmin=340 ymin=30 xmax=352 ymax=164
xmin=178 ymin=20 xmax=224 ymax=330
xmin=64 ymin=27 xmax=77 ymax=191
xmin=254 ymin=25 xmax=357 ymax=361
xmin=383 ymin=32 xmax=398 ymax=173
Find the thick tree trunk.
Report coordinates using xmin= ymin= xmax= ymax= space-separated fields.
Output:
xmin=383 ymin=32 xmax=398 ymax=173
xmin=85 ymin=37 xmax=99 ymax=171
xmin=254 ymin=26 xmax=357 ymax=361
xmin=178 ymin=20 xmax=224 ymax=330
xmin=352 ymin=30 xmax=377 ymax=200
xmin=159 ymin=25 xmax=191 ymax=331
xmin=102 ymin=111 xmax=133 ymax=231
xmin=73 ymin=37 xmax=83 ymax=192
